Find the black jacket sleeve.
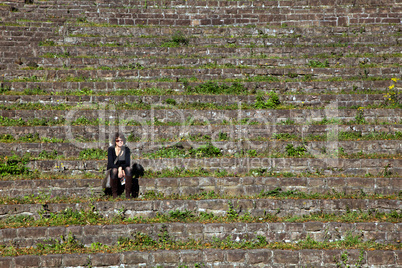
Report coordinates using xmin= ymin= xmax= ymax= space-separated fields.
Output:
xmin=107 ymin=146 xmax=117 ymax=170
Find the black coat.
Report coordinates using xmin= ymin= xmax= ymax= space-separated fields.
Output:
xmin=107 ymin=146 xmax=130 ymax=170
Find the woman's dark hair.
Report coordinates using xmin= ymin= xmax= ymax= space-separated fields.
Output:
xmin=113 ymin=132 xmax=126 ymax=146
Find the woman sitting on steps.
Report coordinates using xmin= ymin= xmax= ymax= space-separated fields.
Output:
xmin=107 ymin=132 xmax=134 ymax=199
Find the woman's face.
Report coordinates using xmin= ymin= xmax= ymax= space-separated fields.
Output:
xmin=115 ymin=137 xmax=124 ymax=147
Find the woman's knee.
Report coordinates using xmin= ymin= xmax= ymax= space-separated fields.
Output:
xmin=124 ymin=167 xmax=132 ymax=177
xmin=111 ymin=168 xmax=118 ymax=178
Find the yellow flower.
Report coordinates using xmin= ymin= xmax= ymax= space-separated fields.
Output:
xmin=391 ymin=78 xmax=399 ymax=82
xmin=389 ymin=84 xmax=395 ymax=89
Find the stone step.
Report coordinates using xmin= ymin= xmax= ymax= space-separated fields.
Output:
xmin=1 ymin=140 xmax=400 ymax=158
xmin=1 ymin=198 xmax=400 ymax=219
xmin=2 ymin=45 xmax=400 ymax=66
xmin=1 ymin=249 xmax=400 ymax=268
xmin=0 ymin=176 xmax=400 ymax=198
xmin=0 ymin=79 xmax=395 ymax=94
xmin=2 ymin=67 xmax=400 ymax=81
xmin=25 ymin=158 xmax=402 ymax=176
xmin=1 ymin=221 xmax=400 ymax=248
xmin=0 ymin=124 xmax=400 ymax=141
xmin=62 ymin=24 xmax=402 ymax=38
xmin=2 ymin=23 xmax=401 ymax=39
xmin=32 ymin=34 xmax=401 ymax=48
xmin=35 ymin=44 xmax=402 ymax=59
xmin=3 ymin=55 xmax=400 ymax=71
xmin=98 ymin=0 xmax=401 ymax=8
xmin=1 ymin=108 xmax=400 ymax=125
xmin=0 ymin=94 xmax=393 ymax=108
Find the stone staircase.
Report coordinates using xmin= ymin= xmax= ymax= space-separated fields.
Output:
xmin=0 ymin=0 xmax=401 ymax=267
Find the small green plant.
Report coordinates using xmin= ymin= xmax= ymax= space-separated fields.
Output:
xmin=0 ymin=134 xmax=15 ymax=142
xmin=254 ymin=91 xmax=280 ymax=109
xmin=278 ymin=118 xmax=295 ymax=125
xmin=354 ymin=107 xmax=367 ymax=124
xmin=78 ymin=148 xmax=107 ymax=160
xmin=164 ymin=98 xmax=177 ymax=106
xmin=307 ymin=59 xmax=329 ymax=68
xmin=39 ymin=40 xmax=56 ymax=46
xmin=0 ymin=154 xmax=30 ymax=176
xmin=38 ymin=150 xmax=59 ymax=160
xmin=18 ymin=133 xmax=40 ymax=142
xmin=272 ymin=133 xmax=299 ymax=140
xmin=77 ymin=17 xmax=88 ymax=23
xmin=161 ymin=31 xmax=189 ymax=47
xmin=226 ymin=201 xmax=239 ymax=220
xmin=380 ymin=164 xmax=392 ymax=177
xmin=186 ymin=82 xmax=247 ymax=95
xmin=0 ymin=85 xmax=11 ymax=94
xmin=190 ymin=143 xmax=221 ymax=158
xmin=214 ymin=169 xmax=228 ymax=177
xmin=285 ymin=144 xmax=307 ymax=157
xmin=218 ymin=132 xmax=228 ymax=141
xmin=168 ymin=209 xmax=194 ymax=221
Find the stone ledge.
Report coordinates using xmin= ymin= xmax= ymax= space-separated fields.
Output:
xmin=0 ymin=198 xmax=400 ymax=219
xmin=0 ymin=176 xmax=400 ymax=197
xmin=25 ymin=158 xmax=402 ymax=177
xmin=1 ymin=221 xmax=400 ymax=247
xmin=0 ymin=249 xmax=400 ymax=267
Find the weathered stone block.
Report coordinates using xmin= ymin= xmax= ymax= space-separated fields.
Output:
xmin=153 ymin=251 xmax=179 ymax=263
xmin=122 ymin=251 xmax=149 ymax=264
xmin=0 ymin=257 xmax=13 ymax=268
xmin=15 ymin=255 xmax=40 ymax=267
xmin=367 ymin=250 xmax=395 ymax=265
xmin=62 ymin=254 xmax=90 ymax=266
xmin=300 ymin=249 xmax=322 ymax=264
xmin=304 ymin=222 xmax=324 ymax=231
xmin=40 ymin=255 xmax=62 ymax=267
xmin=227 ymin=250 xmax=246 ymax=262
xmin=91 ymin=253 xmax=120 ymax=266
xmin=203 ymin=249 xmax=225 ymax=262
xmin=180 ymin=250 xmax=203 ymax=262
xmin=248 ymin=249 xmax=272 ymax=264
xmin=273 ymin=250 xmax=299 ymax=264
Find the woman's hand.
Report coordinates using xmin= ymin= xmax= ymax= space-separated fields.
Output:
xmin=118 ymin=167 xmax=125 ymax=178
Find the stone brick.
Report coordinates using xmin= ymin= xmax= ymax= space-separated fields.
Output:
xmin=397 ymin=250 xmax=402 ymax=265
xmin=355 ymin=222 xmax=376 ymax=231
xmin=122 ymin=251 xmax=149 ymax=264
xmin=367 ymin=251 xmax=395 ymax=265
xmin=62 ymin=254 xmax=90 ymax=266
xmin=285 ymin=223 xmax=304 ymax=232
xmin=0 ymin=228 xmax=17 ymax=240
xmin=204 ymin=249 xmax=225 ymax=262
xmin=227 ymin=250 xmax=246 ymax=262
xmin=304 ymin=222 xmax=324 ymax=231
xmin=248 ymin=249 xmax=272 ymax=264
xmin=15 ymin=256 xmax=40 ymax=268
xmin=322 ymin=250 xmax=342 ymax=265
xmin=91 ymin=253 xmax=120 ymax=266
xmin=17 ymin=227 xmax=47 ymax=238
xmin=273 ymin=250 xmax=299 ymax=264
xmin=40 ymin=255 xmax=62 ymax=267
xmin=300 ymin=250 xmax=322 ymax=264
xmin=180 ymin=250 xmax=203 ymax=262
xmin=0 ymin=258 xmax=13 ymax=268
xmin=153 ymin=251 xmax=179 ymax=263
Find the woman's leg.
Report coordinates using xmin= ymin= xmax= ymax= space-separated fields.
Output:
xmin=110 ymin=168 xmax=119 ymax=198
xmin=124 ymin=167 xmax=133 ymax=198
